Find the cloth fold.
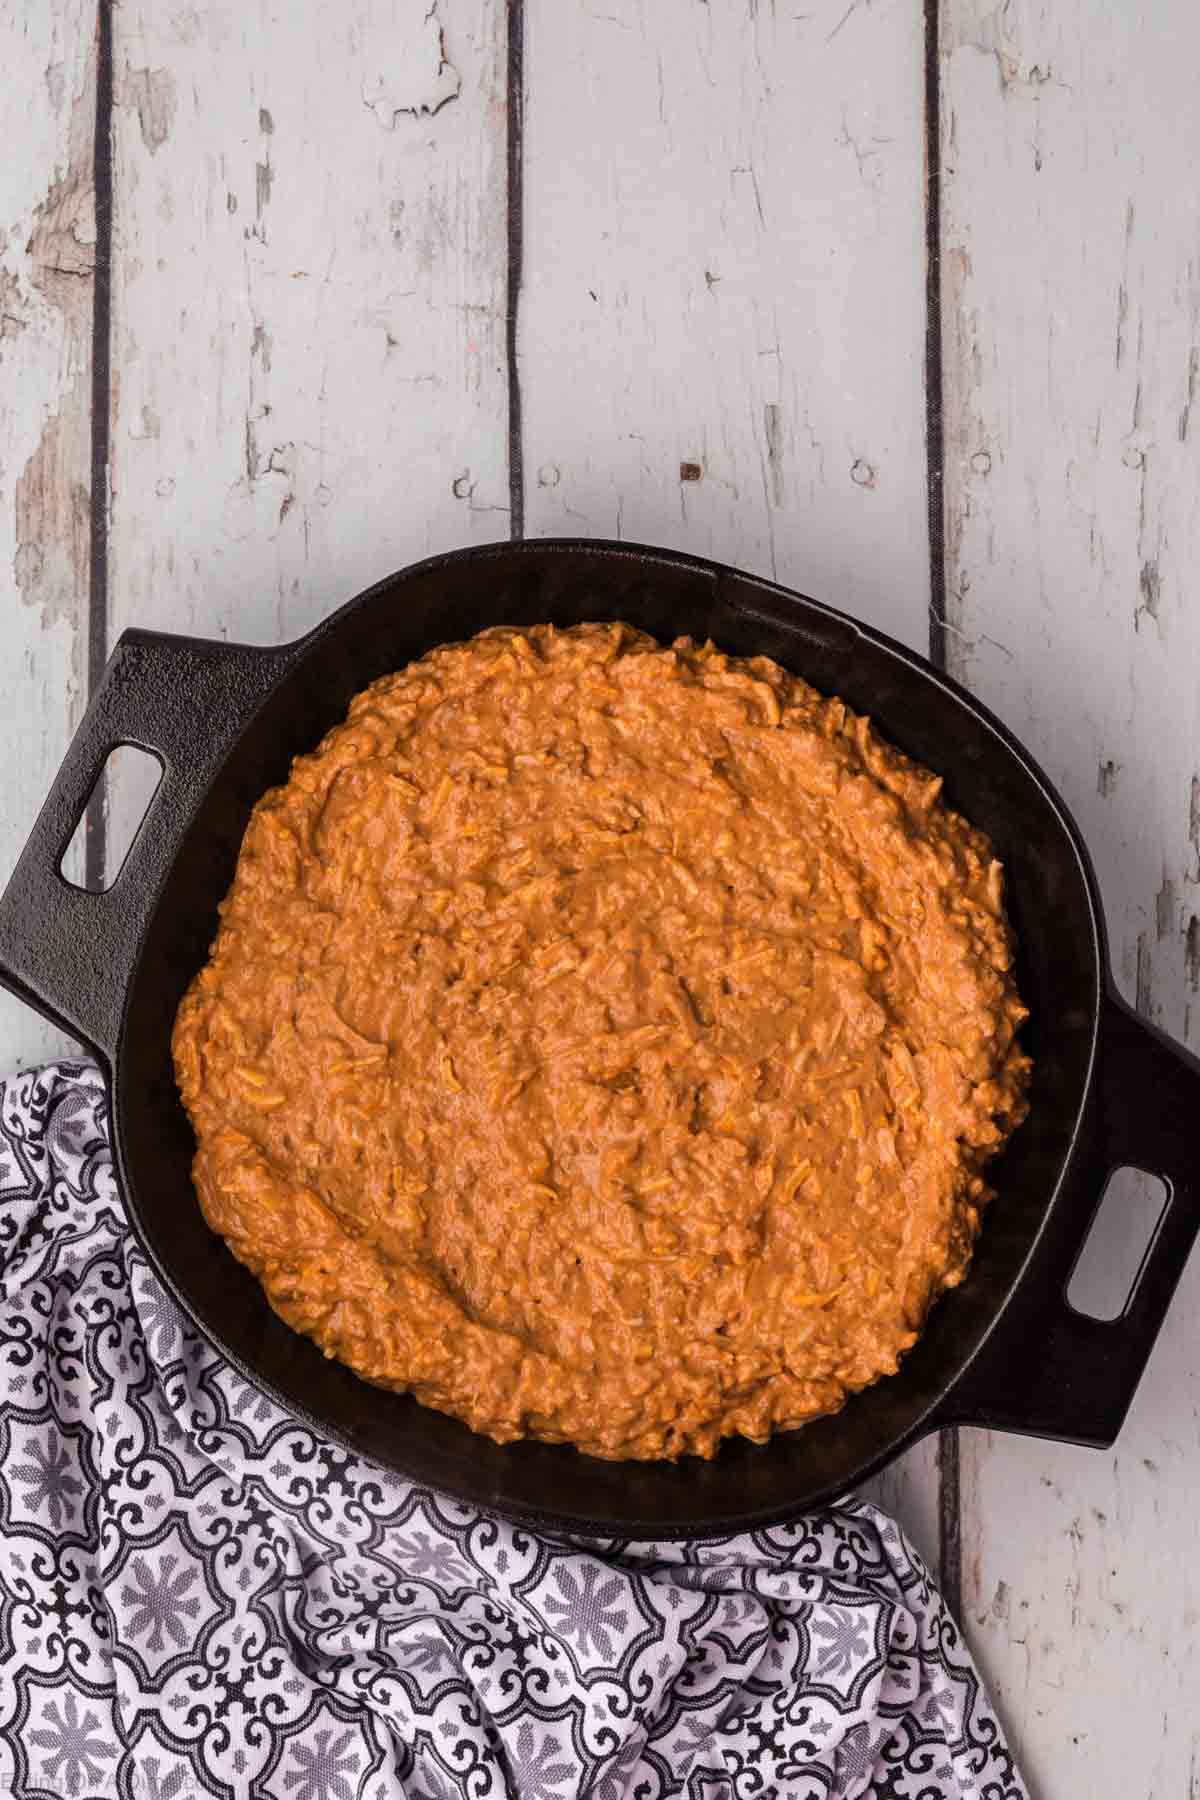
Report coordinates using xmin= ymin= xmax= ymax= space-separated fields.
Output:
xmin=0 ymin=1062 xmax=1026 ymax=1799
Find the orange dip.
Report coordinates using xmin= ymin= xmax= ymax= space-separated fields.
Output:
xmin=173 ymin=622 xmax=1030 ymax=1460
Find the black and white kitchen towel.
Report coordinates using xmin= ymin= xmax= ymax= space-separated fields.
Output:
xmin=0 ymin=1061 xmax=1026 ymax=1799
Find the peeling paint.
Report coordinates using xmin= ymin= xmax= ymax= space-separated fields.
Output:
xmin=943 ymin=10 xmax=1068 ymax=97
xmin=247 ymin=105 xmax=275 ymax=244
xmin=44 ymin=60 xmax=66 ymax=114
xmin=1155 ymin=873 xmax=1176 ymax=942
xmin=763 ymin=402 xmax=784 ymax=507
xmin=125 ymin=65 xmax=177 ymax=154
xmin=362 ymin=3 xmax=461 ymax=125
xmin=25 ymin=155 xmax=96 ymax=328
xmin=255 ymin=158 xmax=273 ymax=219
xmin=1135 ymin=556 xmax=1161 ymax=629
xmin=1135 ymin=931 xmax=1153 ymax=1016
xmin=999 ymin=56 xmax=1055 ymax=91
xmin=244 ymin=414 xmax=259 ymax=489
xmin=239 ymin=437 xmax=329 ymax=545
xmin=13 ymin=44 xmax=96 ymax=653
xmin=14 ymin=390 xmax=91 ymax=623
xmin=1186 ymin=916 xmax=1200 ymax=992
xmin=0 ymin=268 xmax=27 ymax=347
xmin=1097 ymin=758 xmax=1120 ymax=797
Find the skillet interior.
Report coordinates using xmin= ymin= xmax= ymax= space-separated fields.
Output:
xmin=115 ymin=541 xmax=1100 ymax=1534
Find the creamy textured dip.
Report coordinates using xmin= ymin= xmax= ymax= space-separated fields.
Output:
xmin=173 ymin=622 xmax=1030 ymax=1460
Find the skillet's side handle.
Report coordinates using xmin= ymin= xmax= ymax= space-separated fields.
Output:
xmin=0 ymin=630 xmax=289 ymax=1061
xmin=933 ymin=992 xmax=1200 ymax=1448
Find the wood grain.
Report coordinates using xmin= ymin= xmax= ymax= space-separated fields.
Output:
xmin=519 ymin=0 xmax=941 ymax=1568
xmin=521 ymin=0 xmax=931 ymax=636
xmin=105 ymin=0 xmax=512 ymax=859
xmin=0 ymin=1 xmax=97 ymax=1069
xmin=942 ymin=0 xmax=1200 ymax=1787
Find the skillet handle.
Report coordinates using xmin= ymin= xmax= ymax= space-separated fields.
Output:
xmin=932 ymin=991 xmax=1200 ymax=1447
xmin=0 ymin=629 xmax=288 ymax=1062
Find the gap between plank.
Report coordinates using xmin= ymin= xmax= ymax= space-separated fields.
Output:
xmin=938 ymin=1425 xmax=962 ymax=1615
xmin=923 ymin=0 xmax=963 ymax=1619
xmin=506 ymin=0 xmax=525 ymax=541
xmin=924 ymin=0 xmax=947 ymax=676
xmin=84 ymin=0 xmax=115 ymax=892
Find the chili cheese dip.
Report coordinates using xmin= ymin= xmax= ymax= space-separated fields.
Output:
xmin=173 ymin=622 xmax=1030 ymax=1461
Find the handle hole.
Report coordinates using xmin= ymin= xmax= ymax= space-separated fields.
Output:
xmin=60 ymin=745 xmax=163 ymax=893
xmin=1067 ymin=1165 xmax=1169 ymax=1321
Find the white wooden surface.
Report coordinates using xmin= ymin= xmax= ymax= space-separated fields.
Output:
xmin=942 ymin=1 xmax=1200 ymax=1791
xmin=6 ymin=1 xmax=1200 ymax=1786
xmin=106 ymin=0 xmax=510 ymax=869
xmin=0 ymin=0 xmax=95 ymax=1067
xmin=521 ymin=0 xmax=930 ymax=626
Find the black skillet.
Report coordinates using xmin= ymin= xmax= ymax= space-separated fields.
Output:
xmin=1 ymin=539 xmax=1198 ymax=1538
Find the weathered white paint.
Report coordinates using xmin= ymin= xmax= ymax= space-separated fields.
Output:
xmin=943 ymin=0 xmax=1200 ymax=1788
xmin=106 ymin=0 xmax=511 ymax=859
xmin=522 ymin=0 xmax=931 ymax=635
xmin=0 ymin=1 xmax=95 ymax=1069
xmin=521 ymin=0 xmax=941 ymax=1569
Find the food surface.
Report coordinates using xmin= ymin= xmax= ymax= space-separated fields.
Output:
xmin=173 ymin=622 xmax=1030 ymax=1461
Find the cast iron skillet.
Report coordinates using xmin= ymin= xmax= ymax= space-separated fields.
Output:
xmin=2 ymin=539 xmax=1198 ymax=1538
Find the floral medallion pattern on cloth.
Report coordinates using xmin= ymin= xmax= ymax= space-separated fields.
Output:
xmin=0 ymin=1063 xmax=1027 ymax=1800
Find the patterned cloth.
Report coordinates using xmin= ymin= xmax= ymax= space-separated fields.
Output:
xmin=0 ymin=1061 xmax=1027 ymax=1800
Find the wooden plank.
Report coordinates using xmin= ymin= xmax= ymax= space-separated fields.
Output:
xmin=520 ymin=0 xmax=941 ymax=1567
xmin=0 ymin=1 xmax=96 ymax=1070
xmin=106 ymin=0 xmax=511 ymax=859
xmin=942 ymin=0 xmax=1200 ymax=1788
xmin=521 ymin=0 xmax=931 ymax=637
